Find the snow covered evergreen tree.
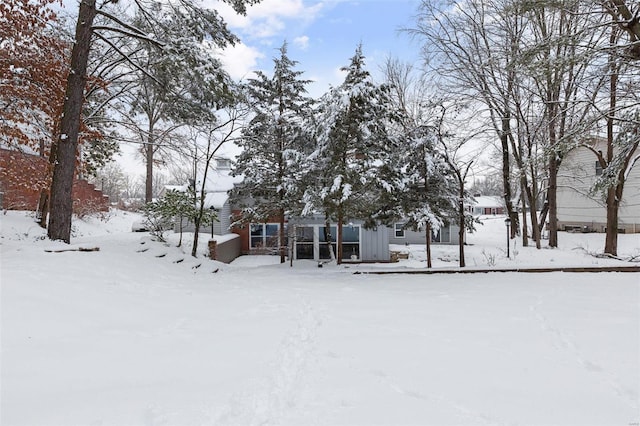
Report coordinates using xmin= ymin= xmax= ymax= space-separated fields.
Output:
xmin=382 ymin=59 xmax=457 ymax=267
xmin=232 ymin=42 xmax=314 ymax=263
xmin=396 ymin=125 xmax=457 ymax=267
xmin=304 ymin=45 xmax=398 ymax=264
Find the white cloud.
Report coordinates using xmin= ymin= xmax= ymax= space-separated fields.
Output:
xmin=210 ymin=0 xmax=325 ymax=40
xmin=333 ymin=65 xmax=347 ymax=81
xmin=216 ymin=42 xmax=265 ymax=81
xmin=245 ymin=0 xmax=322 ymax=20
xmin=293 ymin=35 xmax=310 ymax=50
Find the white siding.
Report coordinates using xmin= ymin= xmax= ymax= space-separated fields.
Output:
xmin=213 ymin=202 xmax=232 ymax=235
xmin=557 ymin=143 xmax=640 ymax=233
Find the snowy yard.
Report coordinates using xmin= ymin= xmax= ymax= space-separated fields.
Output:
xmin=1 ymin=210 xmax=639 ymax=425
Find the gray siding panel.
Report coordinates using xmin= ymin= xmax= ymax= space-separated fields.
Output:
xmin=361 ymin=226 xmax=390 ymax=262
xmin=176 ymin=201 xmax=232 ymax=235
xmin=388 ymin=225 xmax=460 ymax=245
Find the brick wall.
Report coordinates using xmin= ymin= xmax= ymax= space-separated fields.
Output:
xmin=230 ymin=210 xmax=250 ymax=253
xmin=0 ymin=148 xmax=109 ymax=212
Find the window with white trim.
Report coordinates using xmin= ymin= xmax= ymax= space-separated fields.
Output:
xmin=394 ymin=223 xmax=405 ymax=238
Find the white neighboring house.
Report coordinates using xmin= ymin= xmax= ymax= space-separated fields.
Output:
xmin=557 ymin=141 xmax=640 ymax=234
xmin=467 ymin=195 xmax=505 ymax=216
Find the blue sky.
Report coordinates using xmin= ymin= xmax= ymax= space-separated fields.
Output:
xmin=58 ymin=0 xmax=425 ymax=172
xmin=58 ymin=0 xmax=424 ymax=97
xmin=213 ymin=0 xmax=424 ymax=97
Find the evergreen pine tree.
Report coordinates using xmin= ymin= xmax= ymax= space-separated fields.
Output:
xmin=304 ymin=45 xmax=398 ymax=264
xmin=232 ymin=42 xmax=314 ymax=263
xmin=396 ymin=125 xmax=457 ymax=267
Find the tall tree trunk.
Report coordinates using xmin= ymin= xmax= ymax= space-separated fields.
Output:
xmin=604 ymin=30 xmax=619 ymax=256
xmin=145 ymin=128 xmax=154 ymax=203
xmin=37 ymin=144 xmax=57 ymax=228
xmin=337 ymin=207 xmax=343 ymax=265
xmin=500 ymin=117 xmax=518 ymax=238
xmin=48 ymin=0 xmax=97 ymax=243
xmin=538 ymin=199 xmax=549 ymax=235
xmin=527 ymin=196 xmax=541 ymax=249
xmin=527 ymin=163 xmax=542 ymax=249
xmin=277 ymin=101 xmax=286 ymax=264
xmin=192 ymin=187 xmax=203 ymax=257
xmin=279 ymin=207 xmax=286 ymax=263
xmin=425 ymin=222 xmax=432 ymax=268
xmin=191 ymin=216 xmax=200 ymax=257
xmin=546 ymin=70 xmax=560 ymax=248
xmin=458 ymin=192 xmax=465 ymax=268
xmin=604 ymin=187 xmax=619 ymax=256
xmin=547 ymin=153 xmax=559 ymax=247
xmin=520 ymin=178 xmax=528 ymax=247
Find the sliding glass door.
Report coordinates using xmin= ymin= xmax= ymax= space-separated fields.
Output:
xmin=293 ymin=224 xmax=360 ymax=261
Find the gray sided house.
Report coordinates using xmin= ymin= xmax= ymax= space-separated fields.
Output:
xmin=289 ymin=215 xmax=390 ymax=263
xmin=388 ymin=222 xmax=460 ymax=246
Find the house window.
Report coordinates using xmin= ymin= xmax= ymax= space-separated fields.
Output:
xmin=293 ymin=224 xmax=361 ymax=261
xmin=295 ymin=226 xmax=315 ymax=259
xmin=216 ymin=158 xmax=231 ymax=169
xmin=595 ymin=161 xmax=603 ymax=176
xmin=431 ymin=225 xmax=451 ymax=243
xmin=342 ymin=225 xmax=360 ymax=260
xmin=250 ymin=223 xmax=280 ymax=249
xmin=319 ymin=225 xmax=337 ymax=259
xmin=394 ymin=223 xmax=405 ymax=238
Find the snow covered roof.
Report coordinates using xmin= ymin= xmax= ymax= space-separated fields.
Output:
xmin=471 ymin=196 xmax=504 ymax=208
xmin=203 ymin=192 xmax=229 ymax=210
xmin=164 ymin=184 xmax=188 ymax=192
xmin=195 ymin=168 xmax=244 ymax=193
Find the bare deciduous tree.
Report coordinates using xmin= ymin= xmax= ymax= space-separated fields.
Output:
xmin=47 ymin=0 xmax=260 ymax=243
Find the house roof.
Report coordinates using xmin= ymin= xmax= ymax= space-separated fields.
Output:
xmin=164 ymin=184 xmax=188 ymax=192
xmin=196 ymin=168 xmax=244 ymax=193
xmin=165 ymin=162 xmax=244 ymax=210
xmin=161 ymin=160 xmax=244 ymax=210
xmin=203 ymin=191 xmax=230 ymax=210
xmin=471 ymin=196 xmax=504 ymax=208
xmin=197 ymin=169 xmax=243 ymax=210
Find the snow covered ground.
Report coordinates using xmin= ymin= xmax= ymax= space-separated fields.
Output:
xmin=1 ymin=210 xmax=639 ymax=425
